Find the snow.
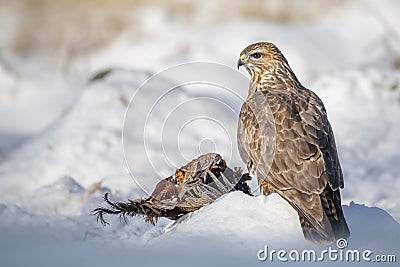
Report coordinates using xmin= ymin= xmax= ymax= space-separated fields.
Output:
xmin=0 ymin=190 xmax=398 ymax=266
xmin=1 ymin=0 xmax=400 ymax=266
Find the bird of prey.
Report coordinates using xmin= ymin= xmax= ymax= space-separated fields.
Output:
xmin=237 ymin=42 xmax=350 ymax=244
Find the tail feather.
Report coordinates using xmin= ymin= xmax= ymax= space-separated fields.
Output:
xmin=299 ymin=213 xmax=334 ymax=244
xmin=327 ymin=189 xmax=350 ymax=240
xmin=299 ymin=187 xmax=350 ymax=245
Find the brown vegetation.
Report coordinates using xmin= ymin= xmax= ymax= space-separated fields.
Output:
xmin=0 ymin=0 xmax=347 ymax=70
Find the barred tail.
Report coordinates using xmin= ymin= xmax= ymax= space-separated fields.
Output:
xmin=299 ymin=187 xmax=350 ymax=245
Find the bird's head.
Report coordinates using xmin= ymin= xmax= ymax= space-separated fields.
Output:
xmin=237 ymin=42 xmax=286 ymax=79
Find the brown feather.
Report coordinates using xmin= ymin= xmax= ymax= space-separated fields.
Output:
xmin=237 ymin=42 xmax=350 ymax=244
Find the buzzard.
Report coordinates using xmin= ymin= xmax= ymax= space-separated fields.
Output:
xmin=237 ymin=42 xmax=350 ymax=244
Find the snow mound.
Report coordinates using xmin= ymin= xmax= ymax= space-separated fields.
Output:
xmin=150 ymin=192 xmax=400 ymax=251
xmin=2 ymin=191 xmax=399 ymax=267
xmin=344 ymin=202 xmax=400 ymax=251
xmin=155 ymin=192 xmax=305 ymax=246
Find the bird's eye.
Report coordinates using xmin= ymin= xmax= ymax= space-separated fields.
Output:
xmin=251 ymin=52 xmax=262 ymax=59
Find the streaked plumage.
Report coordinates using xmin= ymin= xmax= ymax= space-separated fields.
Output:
xmin=237 ymin=42 xmax=350 ymax=244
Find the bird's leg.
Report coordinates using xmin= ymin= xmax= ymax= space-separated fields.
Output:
xmin=260 ymin=182 xmax=275 ymax=195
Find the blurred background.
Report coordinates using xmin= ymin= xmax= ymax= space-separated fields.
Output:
xmin=1 ymin=0 xmax=352 ymax=72
xmin=0 ymin=1 xmax=400 ymax=265
xmin=1 ymin=0 xmax=398 ymax=73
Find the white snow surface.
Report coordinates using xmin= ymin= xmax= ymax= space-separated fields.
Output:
xmin=1 ymin=0 xmax=400 ymax=266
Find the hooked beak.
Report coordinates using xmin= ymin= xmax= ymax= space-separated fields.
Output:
xmin=237 ymin=54 xmax=246 ymax=69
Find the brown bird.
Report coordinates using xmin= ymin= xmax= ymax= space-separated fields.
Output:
xmin=237 ymin=42 xmax=350 ymax=244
